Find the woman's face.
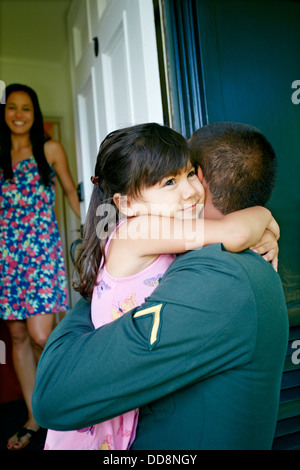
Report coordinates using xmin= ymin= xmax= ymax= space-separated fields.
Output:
xmin=5 ymin=91 xmax=34 ymax=136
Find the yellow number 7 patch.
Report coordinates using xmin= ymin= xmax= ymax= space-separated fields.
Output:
xmin=133 ymin=303 xmax=164 ymax=349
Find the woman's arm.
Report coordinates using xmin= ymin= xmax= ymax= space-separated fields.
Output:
xmin=44 ymin=139 xmax=81 ymax=218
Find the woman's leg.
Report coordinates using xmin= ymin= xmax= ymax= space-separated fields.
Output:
xmin=6 ymin=314 xmax=54 ymax=449
xmin=6 ymin=320 xmax=38 ymax=449
xmin=26 ymin=313 xmax=54 ymax=363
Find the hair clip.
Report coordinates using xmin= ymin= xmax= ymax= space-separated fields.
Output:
xmin=91 ymin=176 xmax=99 ymax=185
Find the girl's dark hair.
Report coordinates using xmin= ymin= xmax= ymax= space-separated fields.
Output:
xmin=0 ymin=83 xmax=52 ymax=186
xmin=74 ymin=122 xmax=191 ymax=299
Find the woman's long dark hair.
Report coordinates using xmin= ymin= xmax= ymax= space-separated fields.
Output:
xmin=74 ymin=122 xmax=192 ymax=299
xmin=0 ymin=83 xmax=52 ymax=186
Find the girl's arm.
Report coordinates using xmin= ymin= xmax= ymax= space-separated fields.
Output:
xmin=204 ymin=206 xmax=279 ymax=253
xmin=120 ymin=206 xmax=278 ymax=255
xmin=250 ymin=229 xmax=279 ymax=271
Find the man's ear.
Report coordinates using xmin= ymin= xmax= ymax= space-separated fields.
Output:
xmin=197 ymin=166 xmax=204 ymax=182
xmin=113 ymin=193 xmax=135 ymax=216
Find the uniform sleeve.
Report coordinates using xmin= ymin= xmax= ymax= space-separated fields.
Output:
xmin=33 ymin=250 xmax=256 ymax=431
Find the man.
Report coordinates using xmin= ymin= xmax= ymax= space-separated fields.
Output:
xmin=32 ymin=122 xmax=288 ymax=449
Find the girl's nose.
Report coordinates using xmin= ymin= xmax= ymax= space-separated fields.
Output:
xmin=181 ymin=181 xmax=197 ymax=200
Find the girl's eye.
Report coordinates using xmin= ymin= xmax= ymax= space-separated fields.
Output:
xmin=187 ymin=170 xmax=196 ymax=178
xmin=164 ymin=178 xmax=175 ymax=187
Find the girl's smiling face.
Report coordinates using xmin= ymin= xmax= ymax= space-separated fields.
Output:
xmin=124 ymin=163 xmax=205 ymax=219
xmin=5 ymin=91 xmax=34 ymax=136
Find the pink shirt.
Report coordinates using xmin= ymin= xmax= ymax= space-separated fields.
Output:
xmin=91 ymin=251 xmax=175 ymax=328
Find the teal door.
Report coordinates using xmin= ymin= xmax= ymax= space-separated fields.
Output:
xmin=161 ymin=0 xmax=300 ymax=449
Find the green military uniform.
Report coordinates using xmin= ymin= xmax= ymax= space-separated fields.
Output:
xmin=33 ymin=244 xmax=288 ymax=449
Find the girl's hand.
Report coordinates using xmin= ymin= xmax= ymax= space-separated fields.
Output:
xmin=266 ymin=216 xmax=280 ymax=241
xmin=250 ymin=229 xmax=279 ymax=271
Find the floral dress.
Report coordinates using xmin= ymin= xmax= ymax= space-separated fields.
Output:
xmin=0 ymin=157 xmax=69 ymax=320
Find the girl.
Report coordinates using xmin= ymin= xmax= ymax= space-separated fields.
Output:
xmin=0 ymin=84 xmax=80 ymax=450
xmin=45 ymin=123 xmax=278 ymax=450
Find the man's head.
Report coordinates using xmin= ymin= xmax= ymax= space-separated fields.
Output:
xmin=189 ymin=122 xmax=277 ymax=218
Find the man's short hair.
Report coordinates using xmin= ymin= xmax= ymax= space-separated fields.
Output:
xmin=189 ymin=122 xmax=277 ymax=214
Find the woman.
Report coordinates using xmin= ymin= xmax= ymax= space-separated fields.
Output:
xmin=0 ymin=83 xmax=80 ymax=450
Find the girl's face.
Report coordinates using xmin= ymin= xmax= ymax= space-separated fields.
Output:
xmin=127 ymin=163 xmax=205 ymax=219
xmin=5 ymin=91 xmax=35 ymax=136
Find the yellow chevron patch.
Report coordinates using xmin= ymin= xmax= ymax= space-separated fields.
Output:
xmin=133 ymin=303 xmax=164 ymax=349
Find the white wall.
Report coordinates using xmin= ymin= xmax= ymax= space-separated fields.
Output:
xmin=0 ymin=0 xmax=81 ymax=308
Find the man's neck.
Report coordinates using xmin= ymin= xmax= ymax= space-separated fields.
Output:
xmin=203 ymin=188 xmax=224 ymax=221
xmin=204 ymin=204 xmax=224 ymax=220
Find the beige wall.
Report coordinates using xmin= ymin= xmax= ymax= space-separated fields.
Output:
xmin=0 ymin=0 xmax=81 ymax=308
